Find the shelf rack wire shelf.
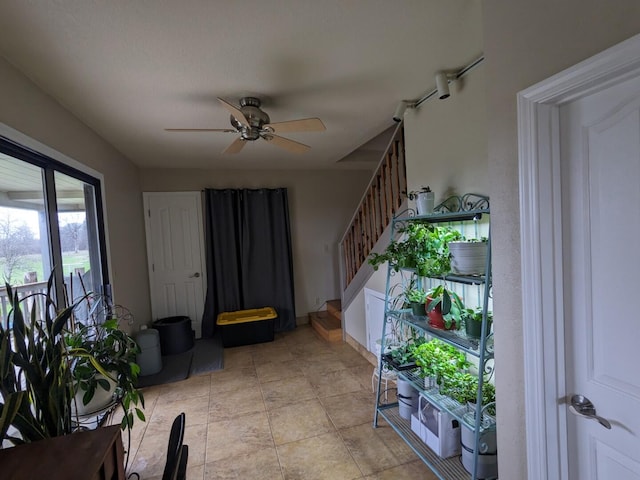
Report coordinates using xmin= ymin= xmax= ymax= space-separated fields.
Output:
xmin=373 ymin=193 xmax=495 ymax=480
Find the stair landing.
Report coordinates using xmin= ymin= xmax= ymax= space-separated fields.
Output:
xmin=309 ymin=299 xmax=342 ymax=342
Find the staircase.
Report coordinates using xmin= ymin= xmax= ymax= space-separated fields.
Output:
xmin=309 ymin=299 xmax=342 ymax=342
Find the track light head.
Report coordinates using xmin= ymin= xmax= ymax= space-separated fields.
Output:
xmin=392 ymin=100 xmax=415 ymax=122
xmin=435 ymin=71 xmax=455 ymax=100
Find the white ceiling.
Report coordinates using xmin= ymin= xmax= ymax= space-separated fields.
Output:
xmin=0 ymin=1 xmax=483 ymax=171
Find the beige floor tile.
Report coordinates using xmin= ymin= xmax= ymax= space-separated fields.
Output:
xmin=208 ymin=384 xmax=265 ymax=421
xmin=321 ymin=390 xmax=376 ymax=429
xmin=155 ymin=374 xmax=212 ymax=403
xmin=268 ymin=398 xmax=335 ymax=445
xmin=183 ymin=423 xmax=207 ymax=467
xmin=133 ymin=326 xmax=436 ymax=480
xmin=255 ymin=359 xmax=304 ymax=383
xmin=373 ymin=425 xmax=419 ymax=465
xmin=186 ymin=463 xmax=205 ymax=480
xmin=251 ymin=344 xmax=295 ymax=364
xmin=205 ymin=411 xmax=274 ymax=463
xmin=204 ymin=446 xmax=284 ymax=479
xmin=340 ymin=423 xmax=402 ymax=475
xmin=310 ymin=368 xmax=367 ymax=398
xmin=144 ymin=394 xmax=210 ymax=436
xmin=130 ymin=430 xmax=170 ymax=478
xmin=362 ymin=460 xmax=438 ymax=479
xmin=223 ymin=347 xmax=254 ymax=369
xmin=261 ymin=375 xmax=317 ymax=410
xmin=210 ymin=365 xmax=259 ymax=393
xmin=276 ymin=432 xmax=362 ymax=480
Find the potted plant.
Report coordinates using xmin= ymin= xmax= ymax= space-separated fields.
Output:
xmin=448 ymin=237 xmax=489 ymax=275
xmin=381 ymin=335 xmax=426 ymax=370
xmin=0 ymin=278 xmax=79 ymax=444
xmin=405 ymin=186 xmax=435 ymax=215
xmin=0 ymin=274 xmax=145 ymax=448
xmin=65 ymin=304 xmax=145 ymax=431
xmin=368 ymin=222 xmax=461 ymax=277
xmin=463 ymin=307 xmax=493 ymax=339
xmin=412 ymin=339 xmax=469 ymax=387
xmin=425 ymin=284 xmax=465 ymax=330
xmin=405 ymin=287 xmax=427 ymax=316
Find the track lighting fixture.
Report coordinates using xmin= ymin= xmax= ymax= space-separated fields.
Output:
xmin=392 ymin=100 xmax=416 ymax=122
xmin=435 ymin=71 xmax=456 ymax=100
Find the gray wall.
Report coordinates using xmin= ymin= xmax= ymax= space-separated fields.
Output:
xmin=0 ymin=57 xmax=151 ymax=333
xmin=483 ymin=2 xmax=640 ymax=478
xmin=140 ymin=168 xmax=371 ymax=317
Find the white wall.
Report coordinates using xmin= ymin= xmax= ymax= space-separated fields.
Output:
xmin=344 ymin=64 xmax=488 ymax=354
xmin=482 ymin=2 xmax=640 ymax=479
xmin=0 ymin=57 xmax=150 ymax=333
xmin=139 ymin=168 xmax=371 ymax=317
xmin=404 ymin=64 xmax=487 ymax=204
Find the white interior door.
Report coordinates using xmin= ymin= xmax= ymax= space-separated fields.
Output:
xmin=144 ymin=192 xmax=206 ymax=339
xmin=561 ymin=73 xmax=640 ymax=479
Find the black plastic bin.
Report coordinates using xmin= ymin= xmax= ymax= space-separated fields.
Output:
xmin=153 ymin=316 xmax=194 ymax=355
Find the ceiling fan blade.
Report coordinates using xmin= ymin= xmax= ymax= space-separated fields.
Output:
xmin=222 ymin=137 xmax=247 ymax=154
xmin=217 ymin=97 xmax=250 ymax=127
xmin=165 ymin=128 xmax=237 ymax=132
xmin=263 ymin=118 xmax=326 ymax=134
xmin=263 ymin=134 xmax=311 ymax=154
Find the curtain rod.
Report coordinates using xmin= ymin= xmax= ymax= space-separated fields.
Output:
xmin=413 ymin=55 xmax=485 ymax=108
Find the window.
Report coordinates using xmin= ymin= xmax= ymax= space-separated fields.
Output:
xmin=0 ymin=138 xmax=109 ymax=325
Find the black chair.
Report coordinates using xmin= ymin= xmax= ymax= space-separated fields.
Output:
xmin=162 ymin=413 xmax=189 ymax=480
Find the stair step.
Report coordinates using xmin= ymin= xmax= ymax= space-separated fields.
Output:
xmin=309 ymin=310 xmax=342 ymax=342
xmin=327 ymin=299 xmax=342 ymax=321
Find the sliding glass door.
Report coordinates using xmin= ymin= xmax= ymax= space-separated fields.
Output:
xmin=0 ymin=138 xmax=109 ymax=325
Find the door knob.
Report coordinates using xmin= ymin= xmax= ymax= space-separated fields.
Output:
xmin=569 ymin=394 xmax=611 ymax=429
xmin=189 ymin=272 xmax=200 ymax=278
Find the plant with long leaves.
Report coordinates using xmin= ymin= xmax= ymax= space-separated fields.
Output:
xmin=0 ymin=275 xmax=79 ymax=444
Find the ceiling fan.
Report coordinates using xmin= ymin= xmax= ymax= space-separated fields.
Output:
xmin=165 ymin=97 xmax=326 ymax=154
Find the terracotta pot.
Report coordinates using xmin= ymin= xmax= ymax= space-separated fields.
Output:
xmin=426 ymin=297 xmax=456 ymax=330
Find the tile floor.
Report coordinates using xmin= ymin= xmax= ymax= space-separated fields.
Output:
xmin=122 ymin=324 xmax=437 ymax=480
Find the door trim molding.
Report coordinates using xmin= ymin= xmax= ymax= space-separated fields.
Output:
xmin=518 ymin=33 xmax=640 ymax=480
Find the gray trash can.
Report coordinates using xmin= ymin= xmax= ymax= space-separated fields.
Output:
xmin=135 ymin=328 xmax=162 ymax=376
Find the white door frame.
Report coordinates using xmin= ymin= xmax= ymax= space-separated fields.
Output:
xmin=518 ymin=33 xmax=640 ymax=479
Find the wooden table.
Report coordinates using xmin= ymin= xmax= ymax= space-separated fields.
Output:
xmin=0 ymin=425 xmax=125 ymax=480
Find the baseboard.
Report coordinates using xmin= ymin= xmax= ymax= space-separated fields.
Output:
xmin=296 ymin=315 xmax=309 ymax=325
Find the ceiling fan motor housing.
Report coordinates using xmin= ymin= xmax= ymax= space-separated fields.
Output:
xmin=231 ymin=97 xmax=270 ymax=140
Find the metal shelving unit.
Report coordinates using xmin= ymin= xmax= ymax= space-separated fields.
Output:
xmin=373 ymin=194 xmax=496 ymax=480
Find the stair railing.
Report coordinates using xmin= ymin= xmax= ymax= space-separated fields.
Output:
xmin=339 ymin=122 xmax=407 ymax=290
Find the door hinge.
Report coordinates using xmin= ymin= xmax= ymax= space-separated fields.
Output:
xmin=152 ymin=263 xmax=155 ymax=272
xmin=148 ymin=209 xmax=151 ymax=218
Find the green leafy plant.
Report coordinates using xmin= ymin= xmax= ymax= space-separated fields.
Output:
xmin=412 ymin=339 xmax=469 ymax=384
xmin=0 ymin=276 xmax=79 ymax=444
xmin=368 ymin=222 xmax=461 ymax=277
xmin=405 ymin=287 xmax=427 ymax=304
xmin=439 ymin=371 xmax=496 ymax=414
xmin=0 ymin=273 xmax=145 ymax=447
xmin=404 ymin=185 xmax=432 ymax=200
xmin=426 ymin=284 xmax=466 ymax=329
xmin=65 ymin=304 xmax=145 ymax=431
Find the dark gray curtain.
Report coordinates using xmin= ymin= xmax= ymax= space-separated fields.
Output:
xmin=201 ymin=188 xmax=296 ymax=337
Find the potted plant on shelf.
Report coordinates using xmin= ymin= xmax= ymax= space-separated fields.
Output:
xmin=381 ymin=335 xmax=427 ymax=371
xmin=412 ymin=339 xmax=469 ymax=387
xmin=405 ymin=287 xmax=427 ymax=316
xmin=405 ymin=186 xmax=435 ymax=215
xmin=425 ymin=284 xmax=465 ymax=330
xmin=448 ymin=236 xmax=489 ymax=275
xmin=463 ymin=307 xmax=493 ymax=339
xmin=368 ymin=222 xmax=461 ymax=277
